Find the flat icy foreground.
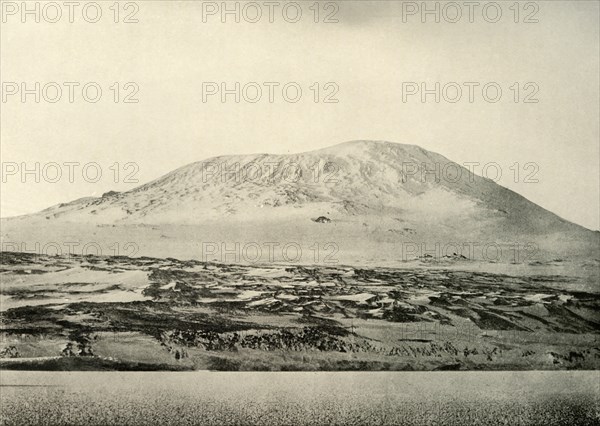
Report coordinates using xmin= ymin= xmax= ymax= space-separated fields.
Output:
xmin=1 ymin=371 xmax=598 ymax=425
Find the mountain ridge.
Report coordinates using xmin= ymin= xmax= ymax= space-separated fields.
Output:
xmin=8 ymin=140 xmax=591 ymax=232
xmin=2 ymin=140 xmax=597 ymax=265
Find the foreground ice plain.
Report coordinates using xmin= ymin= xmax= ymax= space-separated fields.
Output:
xmin=1 ymin=371 xmax=599 ymax=425
xmin=1 ymin=252 xmax=598 ymax=371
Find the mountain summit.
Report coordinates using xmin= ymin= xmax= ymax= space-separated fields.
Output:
xmin=2 ymin=141 xmax=597 ymax=264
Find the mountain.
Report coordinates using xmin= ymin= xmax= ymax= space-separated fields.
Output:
xmin=2 ymin=141 xmax=598 ymax=266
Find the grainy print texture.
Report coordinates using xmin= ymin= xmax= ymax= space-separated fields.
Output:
xmin=1 ymin=1 xmax=598 ymax=425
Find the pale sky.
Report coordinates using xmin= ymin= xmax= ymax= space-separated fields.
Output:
xmin=1 ymin=1 xmax=599 ymax=230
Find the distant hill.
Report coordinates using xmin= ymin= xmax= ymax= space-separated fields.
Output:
xmin=2 ymin=141 xmax=598 ymax=266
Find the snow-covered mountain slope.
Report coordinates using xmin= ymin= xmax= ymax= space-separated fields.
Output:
xmin=2 ymin=141 xmax=598 ymax=265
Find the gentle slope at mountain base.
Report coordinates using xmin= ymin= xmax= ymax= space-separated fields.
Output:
xmin=2 ymin=141 xmax=598 ymax=268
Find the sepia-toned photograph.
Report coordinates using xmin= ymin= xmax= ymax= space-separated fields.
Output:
xmin=1 ymin=1 xmax=599 ymax=424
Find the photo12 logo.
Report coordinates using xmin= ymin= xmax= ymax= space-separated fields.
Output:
xmin=401 ymin=241 xmax=539 ymax=263
xmin=199 ymin=160 xmax=340 ymax=185
xmin=1 ymin=82 xmax=140 ymax=104
xmin=200 ymin=241 xmax=339 ymax=264
xmin=401 ymin=161 xmax=540 ymax=184
xmin=401 ymin=82 xmax=539 ymax=103
xmin=200 ymin=1 xmax=339 ymax=24
xmin=399 ymin=1 xmax=539 ymax=24
xmin=1 ymin=1 xmax=140 ymax=24
xmin=1 ymin=162 xmax=140 ymax=184
xmin=1 ymin=241 xmax=140 ymax=257
xmin=399 ymin=322 xmax=481 ymax=343
xmin=201 ymin=82 xmax=339 ymax=103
